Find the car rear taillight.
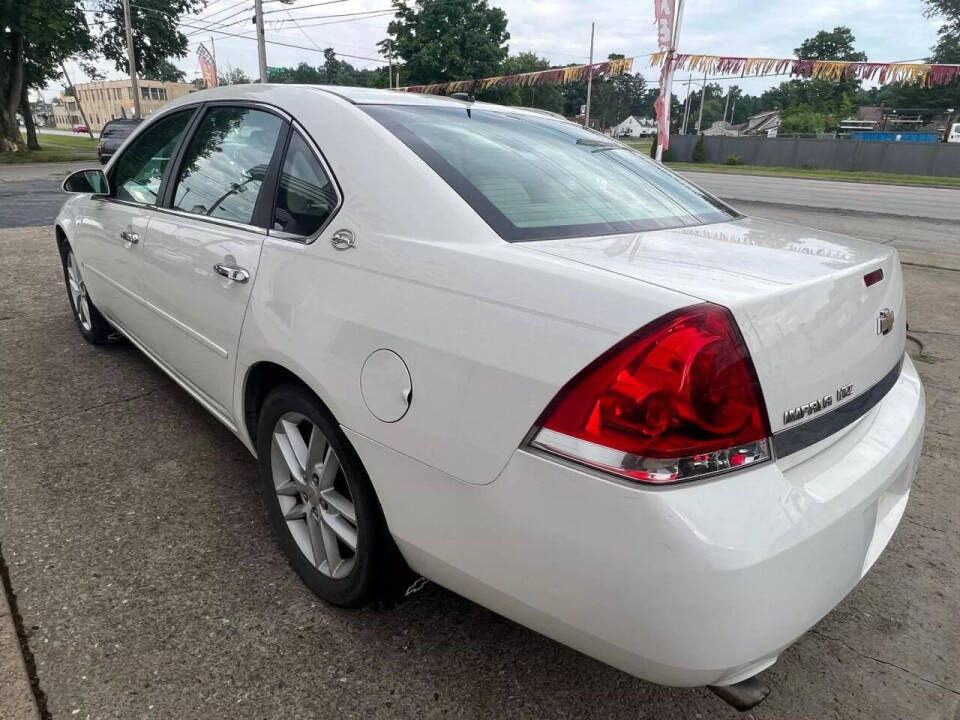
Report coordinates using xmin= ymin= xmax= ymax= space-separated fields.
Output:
xmin=529 ymin=304 xmax=772 ymax=484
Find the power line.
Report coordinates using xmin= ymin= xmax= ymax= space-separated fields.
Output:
xmin=183 ymin=5 xmax=393 ymax=35
xmin=176 ymin=17 xmax=388 ymax=63
xmin=190 ymin=0 xmax=250 ymax=23
xmin=261 ymin=0 xmax=354 ymax=14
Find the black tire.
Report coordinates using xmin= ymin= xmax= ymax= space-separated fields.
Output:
xmin=58 ymin=241 xmax=118 ymax=345
xmin=256 ymin=384 xmax=408 ymax=608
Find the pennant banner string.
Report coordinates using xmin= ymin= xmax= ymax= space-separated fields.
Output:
xmin=399 ymin=56 xmax=636 ymax=95
xmin=650 ymin=53 xmax=960 ymax=88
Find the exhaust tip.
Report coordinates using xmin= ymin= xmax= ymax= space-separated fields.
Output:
xmin=707 ymin=676 xmax=771 ymax=712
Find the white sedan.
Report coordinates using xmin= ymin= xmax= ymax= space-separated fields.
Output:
xmin=56 ymin=85 xmax=924 ymax=707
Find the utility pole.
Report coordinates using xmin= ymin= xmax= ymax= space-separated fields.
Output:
xmin=122 ymin=0 xmax=142 ymax=119
xmin=584 ymin=22 xmax=595 ymax=129
xmin=680 ymin=72 xmax=692 ymax=134
xmin=722 ymin=87 xmax=731 ymax=126
xmin=60 ymin=62 xmax=94 ymax=139
xmin=655 ymin=0 xmax=685 ymax=162
xmin=254 ymin=0 xmax=268 ymax=83
xmin=696 ymin=68 xmax=707 ymax=134
xmin=388 ymin=54 xmax=393 ymax=90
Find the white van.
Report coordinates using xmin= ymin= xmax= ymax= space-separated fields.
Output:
xmin=948 ymin=122 xmax=960 ymax=143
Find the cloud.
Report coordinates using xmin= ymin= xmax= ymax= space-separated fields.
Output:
xmin=53 ymin=0 xmax=943 ymax=96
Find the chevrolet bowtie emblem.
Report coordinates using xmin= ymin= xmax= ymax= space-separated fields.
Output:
xmin=877 ymin=308 xmax=895 ymax=336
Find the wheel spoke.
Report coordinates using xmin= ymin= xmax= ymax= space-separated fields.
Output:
xmin=274 ymin=422 xmax=306 ymax=482
xmin=305 ymin=424 xmax=327 ymax=473
xmin=320 ymin=488 xmax=356 ymax=525
xmin=283 ymin=502 xmax=307 ymax=521
xmin=306 ymin=512 xmax=327 ymax=569
xmin=275 ymin=479 xmax=301 ymax=496
xmin=319 ymin=519 xmax=343 ymax=572
xmin=322 ymin=511 xmax=358 ymax=551
xmin=317 ymin=446 xmax=340 ymax=490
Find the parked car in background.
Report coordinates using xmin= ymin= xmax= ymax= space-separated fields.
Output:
xmin=55 ymin=85 xmax=924 ymax=710
xmin=948 ymin=122 xmax=960 ymax=143
xmin=71 ymin=123 xmax=88 ymax=134
xmin=98 ymin=118 xmax=141 ymax=164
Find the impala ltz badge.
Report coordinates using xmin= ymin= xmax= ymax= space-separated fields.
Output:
xmin=783 ymin=384 xmax=854 ymax=425
xmin=877 ymin=307 xmax=895 ymax=335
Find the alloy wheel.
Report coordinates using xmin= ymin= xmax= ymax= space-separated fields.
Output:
xmin=270 ymin=412 xmax=359 ymax=579
xmin=66 ymin=251 xmax=92 ymax=332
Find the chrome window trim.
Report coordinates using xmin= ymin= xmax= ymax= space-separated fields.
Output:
xmin=265 ymin=119 xmax=344 ymax=245
xmin=151 ymin=205 xmax=269 ymax=236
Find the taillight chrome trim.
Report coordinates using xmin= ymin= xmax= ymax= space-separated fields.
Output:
xmin=529 ymin=427 xmax=772 ymax=485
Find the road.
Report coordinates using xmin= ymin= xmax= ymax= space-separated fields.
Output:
xmin=679 ymin=170 xmax=960 ymax=222
xmin=0 ymin=162 xmax=92 ymax=230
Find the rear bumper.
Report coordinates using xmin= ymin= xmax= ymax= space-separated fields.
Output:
xmin=348 ymin=355 xmax=925 ymax=687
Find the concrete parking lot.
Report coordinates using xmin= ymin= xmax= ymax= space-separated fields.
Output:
xmin=0 ymin=168 xmax=958 ymax=719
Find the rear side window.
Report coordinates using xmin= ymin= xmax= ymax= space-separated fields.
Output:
xmin=172 ymin=106 xmax=284 ymax=225
xmin=272 ymin=132 xmax=338 ymax=237
xmin=364 ymin=105 xmax=736 ymax=242
xmin=111 ymin=110 xmax=193 ymax=205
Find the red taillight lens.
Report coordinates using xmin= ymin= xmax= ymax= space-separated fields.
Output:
xmin=530 ymin=304 xmax=771 ymax=484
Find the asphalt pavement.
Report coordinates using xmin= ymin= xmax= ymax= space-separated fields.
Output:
xmin=679 ymin=170 xmax=960 ymax=221
xmin=0 ymin=163 xmax=92 ymax=230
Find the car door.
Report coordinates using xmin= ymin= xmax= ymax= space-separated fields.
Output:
xmin=76 ymin=108 xmax=196 ymax=332
xmin=137 ymin=104 xmax=287 ymax=415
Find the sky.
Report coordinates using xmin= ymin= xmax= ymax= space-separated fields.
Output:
xmin=52 ymin=0 xmax=946 ymax=99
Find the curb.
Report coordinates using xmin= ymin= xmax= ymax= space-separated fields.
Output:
xmin=0 ymin=554 xmax=42 ymax=720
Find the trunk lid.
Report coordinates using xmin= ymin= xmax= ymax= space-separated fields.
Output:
xmin=526 ymin=216 xmax=906 ymax=435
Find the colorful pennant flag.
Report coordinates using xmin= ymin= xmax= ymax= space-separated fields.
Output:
xmin=197 ymin=44 xmax=218 ymax=89
xmin=399 ymin=57 xmax=634 ymax=95
xmin=649 ymin=53 xmax=960 ymax=88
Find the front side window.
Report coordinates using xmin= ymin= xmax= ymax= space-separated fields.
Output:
xmin=364 ymin=105 xmax=737 ymax=242
xmin=272 ymin=132 xmax=338 ymax=237
xmin=111 ymin=108 xmax=194 ymax=205
xmin=172 ymin=107 xmax=284 ymax=225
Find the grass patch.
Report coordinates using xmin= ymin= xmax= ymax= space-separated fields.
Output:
xmin=666 ymin=162 xmax=960 ymax=189
xmin=622 ymin=138 xmax=654 ymax=155
xmin=0 ymin=131 xmax=98 ymax=164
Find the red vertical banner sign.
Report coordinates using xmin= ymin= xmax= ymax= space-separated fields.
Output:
xmin=654 ymin=0 xmax=679 ymax=159
xmin=198 ymin=44 xmax=218 ymax=88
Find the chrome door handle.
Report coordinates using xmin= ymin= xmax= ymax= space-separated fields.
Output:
xmin=120 ymin=231 xmax=140 ymax=244
xmin=213 ymin=263 xmax=250 ymax=283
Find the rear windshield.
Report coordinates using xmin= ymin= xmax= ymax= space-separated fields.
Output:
xmin=363 ymin=105 xmax=737 ymax=242
xmin=101 ymin=122 xmax=139 ymax=138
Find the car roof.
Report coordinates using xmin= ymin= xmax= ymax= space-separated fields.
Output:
xmin=165 ymin=84 xmax=573 ymax=123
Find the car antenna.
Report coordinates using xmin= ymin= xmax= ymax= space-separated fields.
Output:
xmin=450 ymin=92 xmax=475 ymax=117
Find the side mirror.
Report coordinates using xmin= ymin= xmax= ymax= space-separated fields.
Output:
xmin=62 ymin=169 xmax=110 ymax=196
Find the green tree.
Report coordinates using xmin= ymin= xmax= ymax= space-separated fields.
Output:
xmin=1 ymin=0 xmax=96 ymax=152
xmin=91 ymin=0 xmax=205 ymax=78
xmin=218 ymin=67 xmax=252 ymax=86
xmin=923 ymin=0 xmax=960 ymax=60
xmin=144 ymin=59 xmax=186 ymax=83
xmin=380 ymin=0 xmax=509 ymax=85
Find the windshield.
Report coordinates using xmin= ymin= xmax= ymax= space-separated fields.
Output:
xmin=363 ymin=104 xmax=737 ymax=242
